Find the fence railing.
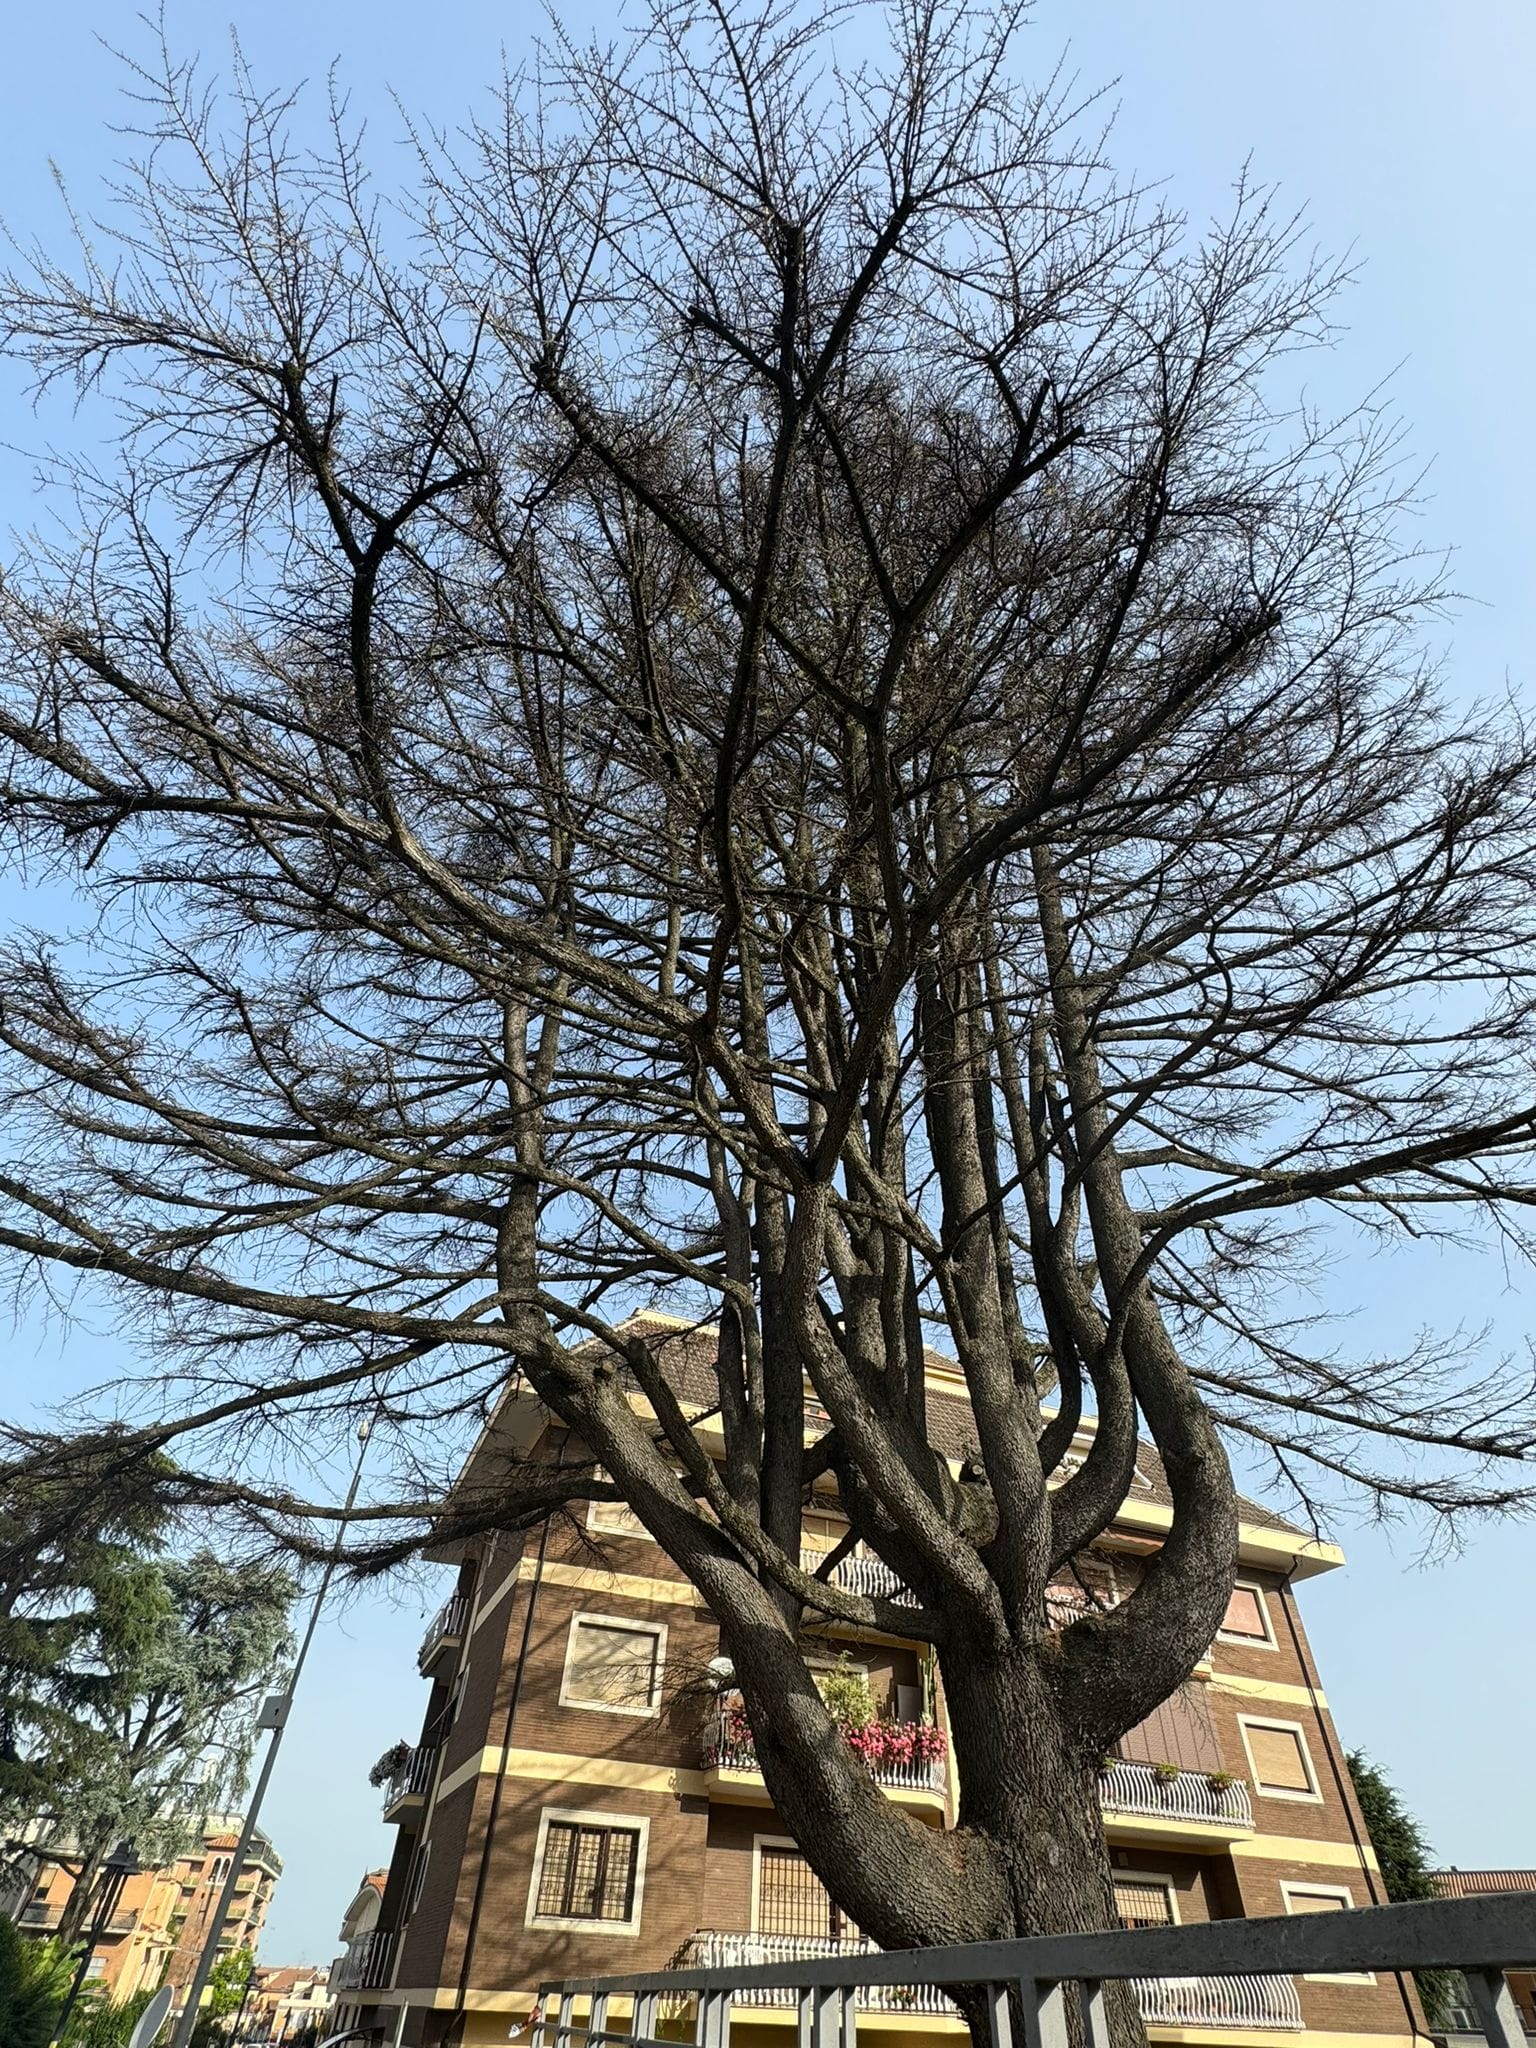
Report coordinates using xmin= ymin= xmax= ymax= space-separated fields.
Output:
xmin=799 ymin=1548 xmax=920 ymax=1609
xmin=418 ymin=1592 xmax=470 ymax=1669
xmin=382 ymin=1743 xmax=438 ymax=1815
xmin=537 ymin=1893 xmax=1536 ymax=2048
xmin=333 ymin=1929 xmax=396 ymax=1993
xmin=1095 ymin=1757 xmax=1254 ymax=1832
xmin=669 ymin=1934 xmax=1301 ymax=2031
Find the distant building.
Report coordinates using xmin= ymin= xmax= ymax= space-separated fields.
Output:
xmin=248 ymin=1961 xmax=334 ymax=2042
xmin=1430 ymin=1872 xmax=1536 ymax=2041
xmin=14 ymin=1818 xmax=280 ymax=2013
xmin=330 ymin=1870 xmax=390 ymax=2033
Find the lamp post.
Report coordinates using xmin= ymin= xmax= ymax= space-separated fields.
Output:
xmin=169 ymin=1412 xmax=378 ymax=2048
xmin=50 ymin=1839 xmax=140 ymax=2047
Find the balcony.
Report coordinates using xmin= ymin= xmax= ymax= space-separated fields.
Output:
xmin=1135 ymin=1974 xmax=1301 ymax=2032
xmin=672 ymin=1935 xmax=951 ymax=2017
xmin=333 ymin=1929 xmax=397 ymax=1993
xmin=703 ymin=1705 xmax=946 ymax=1818
xmin=669 ymin=1936 xmax=1300 ymax=2033
xmin=382 ymin=1743 xmax=438 ymax=1821
xmin=418 ymin=1592 xmax=470 ymax=1673
xmin=1096 ymin=1758 xmax=1254 ymax=1848
xmin=800 ymin=1548 xmax=920 ymax=1611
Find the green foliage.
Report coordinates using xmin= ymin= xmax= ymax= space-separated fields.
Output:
xmin=814 ymin=1656 xmax=875 ymax=1731
xmin=1346 ymin=1750 xmax=1456 ymax=2025
xmin=62 ymin=1985 xmax=160 ymax=2048
xmin=0 ymin=1919 xmax=76 ymax=2048
xmin=203 ymin=1946 xmax=253 ymax=2020
xmin=2 ymin=1530 xmax=294 ymax=1886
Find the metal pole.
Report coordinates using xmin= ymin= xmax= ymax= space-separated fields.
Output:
xmin=170 ymin=1414 xmax=377 ymax=2048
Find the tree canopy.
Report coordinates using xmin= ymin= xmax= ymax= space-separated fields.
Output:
xmin=0 ymin=0 xmax=1533 ymax=2011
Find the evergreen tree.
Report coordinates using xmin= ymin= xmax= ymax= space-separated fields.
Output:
xmin=0 ymin=1918 xmax=76 ymax=2048
xmin=1346 ymin=1751 xmax=1456 ymax=2025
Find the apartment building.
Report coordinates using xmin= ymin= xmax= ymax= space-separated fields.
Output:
xmin=16 ymin=1818 xmax=280 ymax=2009
xmin=334 ymin=1318 xmax=1415 ymax=2048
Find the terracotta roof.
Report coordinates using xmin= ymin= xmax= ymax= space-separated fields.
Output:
xmin=1432 ymin=1869 xmax=1536 ymax=1898
xmin=363 ymin=1868 xmax=388 ymax=1897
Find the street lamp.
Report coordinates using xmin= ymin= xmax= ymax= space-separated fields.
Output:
xmin=50 ymin=1840 xmax=141 ymax=2047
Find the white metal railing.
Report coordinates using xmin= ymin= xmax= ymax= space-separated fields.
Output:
xmin=706 ymin=1705 xmax=946 ymax=1795
xmin=672 ymin=1934 xmax=950 ymax=2016
xmin=674 ymin=1936 xmax=1300 ymax=2031
xmin=333 ymin=1929 xmax=395 ymax=1992
xmin=1133 ymin=1972 xmax=1300 ymax=2030
xmin=537 ymin=1892 xmax=1536 ymax=2048
xmin=800 ymin=1548 xmax=920 ymax=1608
xmin=1097 ymin=1758 xmax=1253 ymax=1831
xmin=418 ymin=1591 xmax=470 ymax=1668
xmin=382 ymin=1743 xmax=437 ymax=1814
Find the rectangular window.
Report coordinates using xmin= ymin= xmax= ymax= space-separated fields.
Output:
xmin=587 ymin=1498 xmax=652 ymax=1540
xmin=756 ymin=1844 xmax=849 ymax=1939
xmin=1240 ymin=1718 xmax=1321 ymax=1800
xmin=560 ymin=1614 xmax=665 ymax=1716
xmin=1219 ymin=1583 xmax=1275 ymax=1646
xmin=1114 ymin=1878 xmax=1176 ymax=1929
xmin=1281 ymin=1882 xmax=1373 ymax=1981
xmin=531 ymin=1820 xmax=642 ymax=1927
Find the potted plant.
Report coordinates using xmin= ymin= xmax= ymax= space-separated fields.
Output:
xmin=1151 ymin=1760 xmax=1182 ymax=1788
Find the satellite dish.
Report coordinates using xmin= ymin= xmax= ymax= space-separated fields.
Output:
xmin=128 ymin=1984 xmax=175 ymax=2048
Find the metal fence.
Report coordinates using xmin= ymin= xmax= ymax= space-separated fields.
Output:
xmin=536 ymin=1892 xmax=1536 ymax=2048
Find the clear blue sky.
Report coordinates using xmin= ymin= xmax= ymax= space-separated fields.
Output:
xmin=1 ymin=0 xmax=1533 ymax=1964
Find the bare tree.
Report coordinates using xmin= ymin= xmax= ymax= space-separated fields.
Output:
xmin=1 ymin=3 xmax=1535 ymax=2036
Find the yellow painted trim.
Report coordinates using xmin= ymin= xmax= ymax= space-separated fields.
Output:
xmin=703 ymin=1762 xmax=946 ymax=1821
xmin=1147 ymin=2036 xmax=1411 ymax=2048
xmin=437 ymin=1742 xmax=710 ymax=1801
xmin=1211 ymin=1673 xmax=1329 ymax=1710
xmin=1101 ymin=1812 xmax=1252 ymax=1848
xmin=1230 ymin=1833 xmax=1380 ymax=1872
xmin=519 ymin=1555 xmax=705 ymax=1610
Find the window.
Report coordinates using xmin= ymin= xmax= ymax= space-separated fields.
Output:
xmin=1114 ymin=1877 xmax=1177 ymax=1930
xmin=755 ymin=1841 xmax=851 ymax=1939
xmin=1219 ymin=1583 xmax=1276 ymax=1647
xmin=560 ymin=1614 xmax=666 ymax=1716
xmin=1281 ymin=1883 xmax=1373 ymax=1982
xmin=84 ymin=1956 xmax=108 ymax=1981
xmin=526 ymin=1810 xmax=649 ymax=1935
xmin=586 ymin=1474 xmax=654 ymax=1541
xmin=1239 ymin=1717 xmax=1321 ymax=1801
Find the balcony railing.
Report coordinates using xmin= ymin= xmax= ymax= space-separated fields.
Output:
xmin=706 ymin=1706 xmax=946 ymax=1796
xmin=800 ymin=1548 xmax=919 ymax=1609
xmin=671 ymin=1935 xmax=950 ymax=2017
xmin=537 ymin=1893 xmax=1536 ymax=2048
xmin=1134 ymin=1973 xmax=1299 ymax=2030
xmin=333 ymin=1929 xmax=396 ymax=1993
xmin=382 ymin=1743 xmax=438 ymax=1816
xmin=1096 ymin=1758 xmax=1253 ymax=1832
xmin=419 ymin=1592 xmax=470 ymax=1670
xmin=671 ymin=1936 xmax=1298 ymax=2031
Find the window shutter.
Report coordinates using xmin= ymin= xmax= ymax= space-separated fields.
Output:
xmin=1222 ymin=1587 xmax=1269 ymax=1639
xmin=1114 ymin=1879 xmax=1174 ymax=1929
xmin=1246 ymin=1724 xmax=1313 ymax=1791
xmin=1287 ymin=1889 xmax=1347 ymax=1914
xmin=567 ymin=1620 xmax=660 ymax=1708
xmin=758 ymin=1847 xmax=843 ymax=1938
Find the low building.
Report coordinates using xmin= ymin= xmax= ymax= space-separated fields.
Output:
xmin=336 ymin=1316 xmax=1423 ymax=2048
xmin=248 ymin=1962 xmax=335 ymax=2042
xmin=1430 ymin=1872 xmax=1536 ymax=2042
xmin=14 ymin=1819 xmax=280 ymax=2013
xmin=331 ymin=1870 xmax=391 ymax=2033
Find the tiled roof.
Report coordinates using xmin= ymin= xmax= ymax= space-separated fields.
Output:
xmin=1432 ymin=1869 xmax=1536 ymax=1898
